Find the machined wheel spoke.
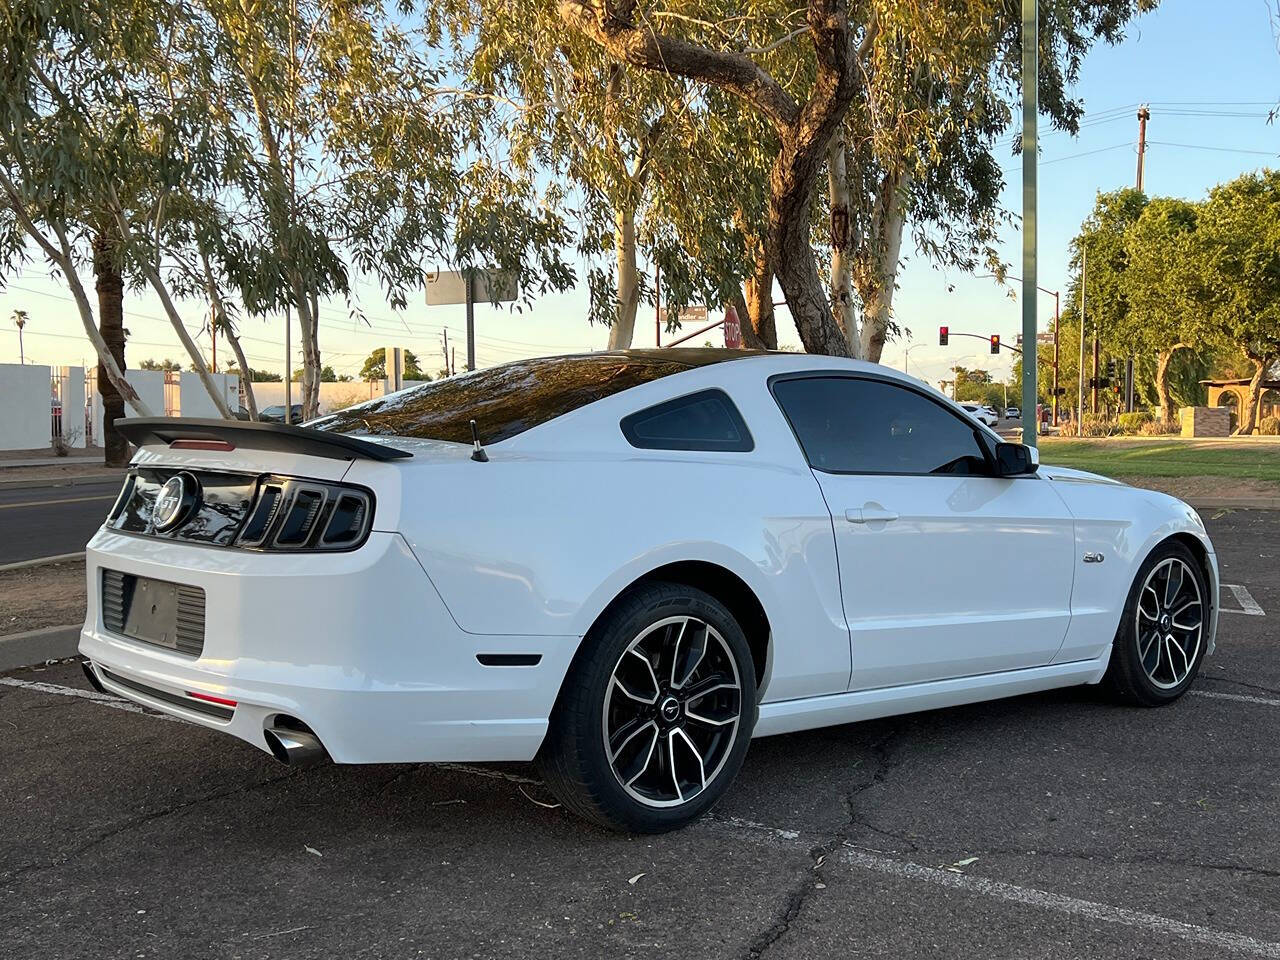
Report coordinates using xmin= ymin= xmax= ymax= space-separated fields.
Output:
xmin=1163 ymin=561 xmax=1184 ymax=608
xmin=621 ymin=723 xmax=660 ymax=786
xmin=1139 ymin=586 xmax=1162 ymax=622
xmin=626 ymin=649 xmax=661 ymax=702
xmin=1139 ymin=630 xmax=1159 ymax=669
xmin=613 ymin=675 xmax=657 ymax=706
xmin=670 ymin=727 xmax=706 ymax=795
xmin=609 ymin=716 xmax=657 ymax=763
xmin=1167 ymin=632 xmax=1191 ymax=677
xmin=683 ymin=676 xmax=739 ymax=703
xmin=672 ymin=622 xmax=709 ymax=690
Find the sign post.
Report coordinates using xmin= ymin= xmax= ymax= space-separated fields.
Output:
xmin=426 ymin=268 xmax=517 ymax=372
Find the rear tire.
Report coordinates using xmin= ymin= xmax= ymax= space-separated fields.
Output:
xmin=538 ymin=581 xmax=758 ymax=833
xmin=1103 ymin=541 xmax=1208 ymax=706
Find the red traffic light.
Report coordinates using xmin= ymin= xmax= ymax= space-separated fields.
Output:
xmin=990 ymin=334 xmax=1000 ymax=354
xmin=939 ymin=326 xmax=949 ymax=346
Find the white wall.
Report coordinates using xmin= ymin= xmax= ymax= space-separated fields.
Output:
xmin=250 ymin=380 xmax=386 ymax=416
xmin=0 ymin=363 xmax=53 ymax=450
xmin=93 ymin=368 xmax=166 ymax=439
xmin=180 ymin=372 xmax=239 ymax=418
xmin=57 ymin=366 xmax=86 ymax=448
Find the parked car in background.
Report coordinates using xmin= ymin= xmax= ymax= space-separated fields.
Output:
xmin=1005 ymin=406 xmax=1021 ymax=420
xmin=259 ymin=404 xmax=304 ymax=423
xmin=959 ymin=402 xmax=999 ymax=428
xmin=82 ymin=351 xmax=1217 ymax=833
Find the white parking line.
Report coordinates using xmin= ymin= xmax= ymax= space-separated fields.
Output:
xmin=6 ymin=674 xmax=1280 ymax=955
xmin=1190 ymin=690 xmax=1280 ymax=707
xmin=0 ymin=676 xmax=187 ymax=723
xmin=1222 ymin=584 xmax=1266 ymax=616
xmin=839 ymin=845 xmax=1280 ymax=958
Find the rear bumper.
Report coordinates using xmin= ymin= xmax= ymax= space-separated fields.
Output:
xmin=79 ymin=529 xmax=579 ymax=763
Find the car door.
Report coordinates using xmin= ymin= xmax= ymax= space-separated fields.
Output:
xmin=771 ymin=373 xmax=1076 ymax=691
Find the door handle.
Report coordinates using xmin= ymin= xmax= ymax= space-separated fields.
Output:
xmin=845 ymin=504 xmax=899 ymax=524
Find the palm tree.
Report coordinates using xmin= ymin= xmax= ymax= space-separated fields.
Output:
xmin=11 ymin=309 xmax=27 ymax=363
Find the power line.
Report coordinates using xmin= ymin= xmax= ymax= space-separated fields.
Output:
xmin=1146 ymin=140 xmax=1278 ymax=157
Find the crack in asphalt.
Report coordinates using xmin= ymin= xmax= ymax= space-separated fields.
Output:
xmin=742 ymin=727 xmax=907 ymax=959
xmin=0 ymin=767 xmax=305 ymax=886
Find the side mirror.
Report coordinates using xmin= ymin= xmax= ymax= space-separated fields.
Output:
xmin=994 ymin=442 xmax=1038 ymax=477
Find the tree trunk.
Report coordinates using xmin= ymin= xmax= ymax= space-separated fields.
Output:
xmin=1154 ymin=343 xmax=1190 ymax=423
xmin=93 ymin=233 xmax=130 ymax=467
xmin=202 ymin=252 xmax=258 ymax=420
xmin=827 ymin=136 xmax=858 ymax=357
xmin=1236 ymin=353 xmax=1269 ymax=436
xmin=856 ymin=170 xmax=910 ymax=363
xmin=608 ymin=204 xmax=640 ymax=350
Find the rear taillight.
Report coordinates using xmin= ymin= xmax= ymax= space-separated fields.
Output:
xmin=235 ymin=479 xmax=373 ymax=551
xmin=107 ymin=474 xmax=137 ymax=521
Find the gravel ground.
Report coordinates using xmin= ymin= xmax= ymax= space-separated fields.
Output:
xmin=0 ymin=560 xmax=87 ymax=634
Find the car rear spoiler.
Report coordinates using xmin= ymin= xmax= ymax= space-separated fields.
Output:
xmin=113 ymin=417 xmax=411 ymax=462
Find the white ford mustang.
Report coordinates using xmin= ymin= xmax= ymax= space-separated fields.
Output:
xmin=81 ymin=350 xmax=1218 ymax=832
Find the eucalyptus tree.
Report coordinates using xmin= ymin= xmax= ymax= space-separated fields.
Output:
xmin=559 ymin=0 xmax=1155 ymax=359
xmin=430 ymin=0 xmax=771 ymax=349
xmin=827 ymin=0 xmax=1157 ymax=361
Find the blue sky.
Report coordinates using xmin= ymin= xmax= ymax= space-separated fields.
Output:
xmin=2 ymin=1 xmax=1278 ymax=382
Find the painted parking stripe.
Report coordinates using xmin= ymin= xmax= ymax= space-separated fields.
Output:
xmin=0 ymin=676 xmax=186 ymax=723
xmin=0 ymin=494 xmax=114 ymax=510
xmin=1222 ymin=584 xmax=1266 ymax=617
xmin=839 ymin=845 xmax=1280 ymax=958
xmin=1190 ymin=690 xmax=1280 ymax=707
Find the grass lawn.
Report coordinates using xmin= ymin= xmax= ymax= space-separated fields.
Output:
xmin=1038 ymin=437 xmax=1280 ymax=484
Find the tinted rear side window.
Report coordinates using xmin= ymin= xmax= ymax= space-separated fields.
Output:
xmin=621 ymin=389 xmax=753 ymax=451
xmin=772 ymin=376 xmax=990 ymax=475
xmin=309 ymin=350 xmax=762 ymax=445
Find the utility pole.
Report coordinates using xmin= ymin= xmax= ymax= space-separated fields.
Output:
xmin=442 ymin=328 xmax=450 ymax=376
xmin=1019 ymin=0 xmax=1039 ymax=447
xmin=1052 ymin=290 xmax=1060 ymax=426
xmin=210 ymin=306 xmax=217 ymax=374
xmin=465 ymin=271 xmax=476 ymax=372
xmin=1135 ymin=106 xmax=1150 ymax=192
xmin=1078 ymin=245 xmax=1086 ymax=426
xmin=284 ymin=305 xmax=292 ymax=425
xmin=1125 ymin=104 xmax=1150 ymax=413
xmin=1092 ymin=334 xmax=1100 ymax=414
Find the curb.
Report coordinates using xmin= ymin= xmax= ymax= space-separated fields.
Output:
xmin=0 ymin=625 xmax=81 ymax=673
xmin=0 ymin=553 xmax=86 ymax=574
xmin=0 ymin=472 xmax=124 ymax=491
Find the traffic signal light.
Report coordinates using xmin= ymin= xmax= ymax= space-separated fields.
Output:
xmin=939 ymin=326 xmax=949 ymax=346
xmin=990 ymin=334 xmax=1000 ymax=355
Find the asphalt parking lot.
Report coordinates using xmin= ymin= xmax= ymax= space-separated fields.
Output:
xmin=1 ymin=510 xmax=1276 ymax=959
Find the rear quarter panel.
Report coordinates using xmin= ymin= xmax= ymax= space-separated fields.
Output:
xmin=369 ymin=361 xmax=853 ymax=703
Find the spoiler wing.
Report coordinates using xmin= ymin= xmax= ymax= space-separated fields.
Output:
xmin=114 ymin=417 xmax=411 ymax=462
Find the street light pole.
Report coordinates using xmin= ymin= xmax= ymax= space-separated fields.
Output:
xmin=903 ymin=343 xmax=925 ymax=374
xmin=1020 ymin=0 xmax=1039 ymax=448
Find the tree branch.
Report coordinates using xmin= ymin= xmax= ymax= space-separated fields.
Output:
xmin=558 ymin=0 xmax=801 ymax=132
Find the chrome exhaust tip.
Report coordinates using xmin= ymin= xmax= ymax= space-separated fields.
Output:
xmin=264 ymin=724 xmax=325 ymax=768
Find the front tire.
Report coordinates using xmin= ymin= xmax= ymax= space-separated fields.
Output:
xmin=538 ymin=581 xmax=758 ymax=833
xmin=1104 ymin=541 xmax=1208 ymax=706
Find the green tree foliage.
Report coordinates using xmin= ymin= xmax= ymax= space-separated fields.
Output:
xmin=224 ymin=364 xmax=281 ymax=382
xmin=1118 ymin=197 xmax=1205 ymax=422
xmin=138 ymin=358 xmax=183 ymax=372
xmin=359 ymin=348 xmax=426 ymax=382
xmin=1194 ymin=170 xmax=1280 ymax=434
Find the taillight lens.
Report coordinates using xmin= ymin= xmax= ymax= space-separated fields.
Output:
xmin=235 ymin=480 xmax=373 ymax=551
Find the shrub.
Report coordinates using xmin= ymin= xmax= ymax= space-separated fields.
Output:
xmin=1139 ymin=418 xmax=1180 ymax=436
xmin=1116 ymin=411 xmax=1154 ymax=434
xmin=1259 ymin=415 xmax=1280 ymax=436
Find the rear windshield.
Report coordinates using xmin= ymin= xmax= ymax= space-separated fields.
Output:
xmin=307 ymin=349 xmax=762 ymax=445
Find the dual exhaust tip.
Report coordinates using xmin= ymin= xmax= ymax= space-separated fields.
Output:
xmin=264 ymin=721 xmax=326 ymax=768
